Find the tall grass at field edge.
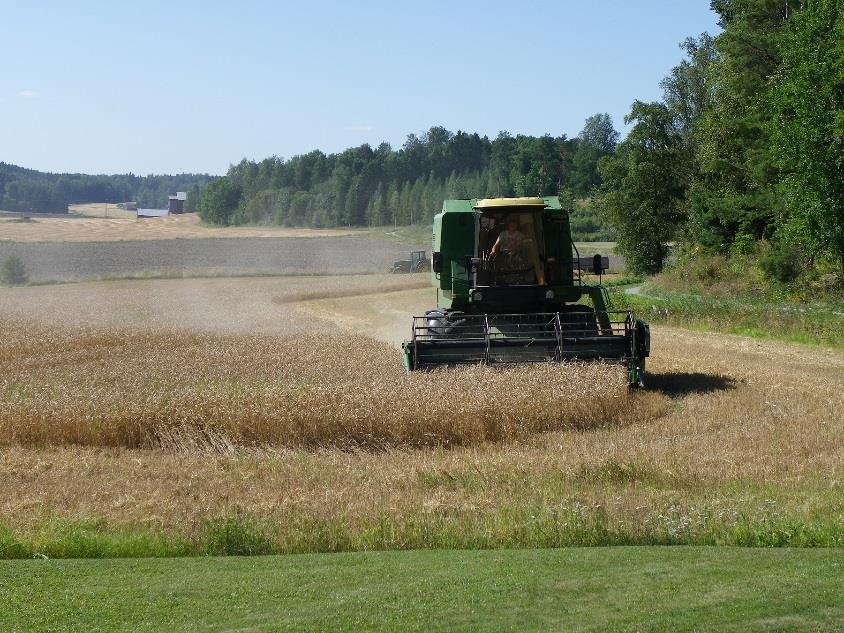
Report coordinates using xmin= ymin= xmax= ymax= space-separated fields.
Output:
xmin=4 ymin=507 xmax=843 ymax=560
xmin=614 ymin=286 xmax=844 ymax=349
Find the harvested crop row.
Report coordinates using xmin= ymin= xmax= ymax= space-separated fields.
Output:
xmin=0 ymin=324 xmax=668 ymax=451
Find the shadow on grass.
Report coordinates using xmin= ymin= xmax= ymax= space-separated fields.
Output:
xmin=648 ymin=372 xmax=737 ymax=397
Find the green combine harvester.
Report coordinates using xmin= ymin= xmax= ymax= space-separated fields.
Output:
xmin=402 ymin=196 xmax=650 ymax=387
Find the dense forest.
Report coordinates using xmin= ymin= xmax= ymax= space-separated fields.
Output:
xmin=0 ymin=162 xmax=213 ymax=213
xmin=197 ymin=116 xmax=619 ymax=241
xmin=599 ymin=0 xmax=844 ymax=277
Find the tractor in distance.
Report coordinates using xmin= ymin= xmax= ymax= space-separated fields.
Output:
xmin=402 ymin=196 xmax=650 ymax=387
xmin=391 ymin=250 xmax=430 ymax=273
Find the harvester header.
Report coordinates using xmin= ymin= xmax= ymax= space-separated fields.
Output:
xmin=402 ymin=196 xmax=650 ymax=387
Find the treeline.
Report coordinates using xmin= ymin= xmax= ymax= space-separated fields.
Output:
xmin=0 ymin=162 xmax=213 ymax=213
xmin=599 ymin=0 xmax=844 ymax=278
xmin=197 ymin=117 xmax=620 ymax=235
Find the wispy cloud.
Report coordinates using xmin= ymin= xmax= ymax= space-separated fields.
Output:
xmin=344 ymin=125 xmax=373 ymax=132
xmin=16 ymin=90 xmax=38 ymax=98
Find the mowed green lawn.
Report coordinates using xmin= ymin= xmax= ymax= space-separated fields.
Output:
xmin=2 ymin=547 xmax=843 ymax=632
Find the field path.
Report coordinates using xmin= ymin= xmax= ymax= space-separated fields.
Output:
xmin=295 ymin=287 xmax=431 ymax=346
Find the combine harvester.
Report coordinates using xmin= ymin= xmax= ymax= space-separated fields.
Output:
xmin=402 ymin=197 xmax=650 ymax=387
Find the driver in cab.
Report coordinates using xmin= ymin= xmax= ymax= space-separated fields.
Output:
xmin=488 ymin=217 xmax=546 ymax=285
xmin=490 ymin=218 xmax=524 ymax=257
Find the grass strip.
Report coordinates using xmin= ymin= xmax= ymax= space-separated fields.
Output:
xmin=2 ymin=547 xmax=843 ymax=632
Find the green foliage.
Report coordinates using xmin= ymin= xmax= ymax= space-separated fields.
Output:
xmin=597 ymin=34 xmax=716 ymax=276
xmin=730 ymin=233 xmax=757 ymax=256
xmin=570 ymin=113 xmax=619 ymax=195
xmin=0 ymin=524 xmax=30 ymax=558
xmin=568 ymin=201 xmax=617 ymax=242
xmin=198 ymin=178 xmax=242 ymax=226
xmin=0 ymin=256 xmax=28 ymax=286
xmin=598 ymin=101 xmax=689 ymax=275
xmin=604 ymin=1 xmax=842 ymax=289
xmin=202 ymin=511 xmax=274 ymax=556
xmin=660 ymin=34 xmax=718 ymax=141
xmin=759 ymin=242 xmax=802 ymax=283
xmin=689 ymin=1 xmax=790 ymax=246
xmin=768 ymin=0 xmax=844 ymax=274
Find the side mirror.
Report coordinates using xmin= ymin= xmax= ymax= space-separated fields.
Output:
xmin=432 ymin=252 xmax=443 ymax=273
xmin=592 ymin=254 xmax=604 ymax=275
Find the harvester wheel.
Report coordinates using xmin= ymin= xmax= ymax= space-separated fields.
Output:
xmin=414 ymin=260 xmax=427 ymax=272
xmin=423 ymin=309 xmax=478 ymax=338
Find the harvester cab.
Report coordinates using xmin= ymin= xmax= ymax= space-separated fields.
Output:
xmin=402 ymin=196 xmax=650 ymax=387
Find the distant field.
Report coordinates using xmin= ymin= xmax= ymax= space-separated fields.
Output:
xmin=68 ymin=202 xmax=137 ymax=219
xmin=0 ymin=235 xmax=421 ymax=282
xmin=3 ymin=547 xmax=844 ymax=632
xmin=0 ymin=212 xmax=365 ymax=243
xmin=574 ymin=240 xmax=616 ymax=255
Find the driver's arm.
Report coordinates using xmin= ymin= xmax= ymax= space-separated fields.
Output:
xmin=490 ymin=234 xmax=503 ymax=256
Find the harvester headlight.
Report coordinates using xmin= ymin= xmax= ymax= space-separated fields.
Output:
xmin=473 ymin=291 xmax=483 ymax=302
xmin=545 ymin=289 xmax=555 ymax=299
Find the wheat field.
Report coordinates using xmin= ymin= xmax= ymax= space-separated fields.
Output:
xmin=0 ymin=322 xmax=666 ymax=451
xmin=1 ymin=275 xmax=843 ymax=549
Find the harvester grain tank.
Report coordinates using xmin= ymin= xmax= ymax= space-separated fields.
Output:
xmin=402 ymin=197 xmax=650 ymax=387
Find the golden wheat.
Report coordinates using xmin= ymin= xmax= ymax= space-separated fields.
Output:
xmin=0 ymin=324 xmax=665 ymax=451
xmin=0 ymin=322 xmax=840 ymax=543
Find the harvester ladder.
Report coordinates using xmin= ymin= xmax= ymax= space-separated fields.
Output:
xmin=553 ymin=312 xmax=564 ymax=362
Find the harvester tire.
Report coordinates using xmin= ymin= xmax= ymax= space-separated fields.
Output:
xmin=424 ymin=309 xmax=475 ymax=337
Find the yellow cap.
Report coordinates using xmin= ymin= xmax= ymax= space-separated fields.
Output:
xmin=474 ymin=197 xmax=547 ymax=208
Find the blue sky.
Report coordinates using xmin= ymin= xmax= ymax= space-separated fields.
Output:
xmin=0 ymin=1 xmax=719 ymax=175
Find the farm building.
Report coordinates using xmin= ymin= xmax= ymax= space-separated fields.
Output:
xmin=136 ymin=192 xmax=186 ymax=218
xmin=168 ymin=191 xmax=187 ymax=214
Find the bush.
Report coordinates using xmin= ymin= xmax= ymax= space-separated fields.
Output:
xmin=1 ymin=256 xmax=28 ymax=286
xmin=759 ymin=244 xmax=802 ymax=283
